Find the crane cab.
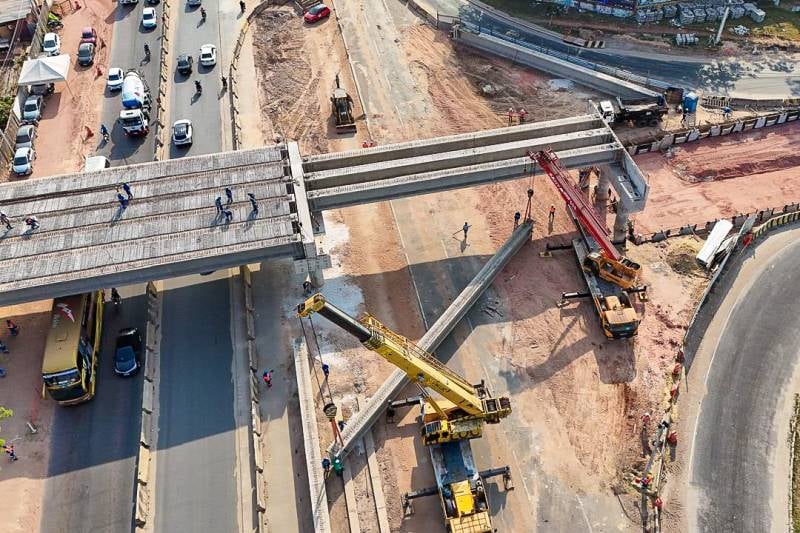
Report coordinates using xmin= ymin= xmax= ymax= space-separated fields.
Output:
xmin=583 ymin=251 xmax=641 ymax=290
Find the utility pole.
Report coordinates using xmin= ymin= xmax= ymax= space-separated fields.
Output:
xmin=714 ymin=6 xmax=731 ymax=45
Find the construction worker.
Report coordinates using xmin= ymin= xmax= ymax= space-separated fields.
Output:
xmin=507 ymin=107 xmax=514 ymax=126
xmin=513 ymin=211 xmax=521 ymax=228
xmin=322 ymin=363 xmax=330 ymax=378
xmin=322 ymin=457 xmax=331 ymax=474
xmin=262 ymin=369 xmax=273 ymax=387
xmin=518 ymin=108 xmax=527 ymax=124
xmin=462 ymin=222 xmax=470 ymax=241
xmin=548 ymin=205 xmax=556 ymax=224
xmin=332 ymin=456 xmax=343 ymax=476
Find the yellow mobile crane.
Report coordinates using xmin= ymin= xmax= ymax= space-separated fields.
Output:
xmin=297 ymin=294 xmax=514 ymax=532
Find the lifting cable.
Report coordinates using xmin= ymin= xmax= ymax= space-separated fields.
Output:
xmin=298 ymin=315 xmax=334 ymax=406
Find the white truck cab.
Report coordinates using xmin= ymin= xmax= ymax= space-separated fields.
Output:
xmin=599 ymin=100 xmax=616 ymax=123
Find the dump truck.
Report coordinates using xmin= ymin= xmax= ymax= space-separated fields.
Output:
xmin=297 ymin=295 xmax=513 ymax=532
xmin=119 ymin=70 xmax=151 ymax=136
xmin=599 ymin=96 xmax=668 ymax=128
xmin=330 ymin=74 xmax=356 ymax=133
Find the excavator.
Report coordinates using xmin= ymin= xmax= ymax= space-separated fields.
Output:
xmin=297 ymin=294 xmax=513 ymax=533
xmin=330 ymin=74 xmax=356 ymax=133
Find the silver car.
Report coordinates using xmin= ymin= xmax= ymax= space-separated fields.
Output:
xmin=22 ymin=95 xmax=43 ymax=123
xmin=12 ymin=147 xmax=35 ymax=176
xmin=15 ymin=124 xmax=36 ymax=150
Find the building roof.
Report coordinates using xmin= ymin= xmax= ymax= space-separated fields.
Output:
xmin=0 ymin=0 xmax=29 ymax=26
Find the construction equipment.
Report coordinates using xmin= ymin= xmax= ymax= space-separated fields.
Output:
xmin=531 ymin=149 xmax=641 ymax=289
xmin=330 ymin=74 xmax=356 ymax=133
xmin=297 ymin=294 xmax=513 ymax=532
xmin=599 ymin=96 xmax=668 ymax=128
xmin=531 ymin=149 xmax=641 ymax=338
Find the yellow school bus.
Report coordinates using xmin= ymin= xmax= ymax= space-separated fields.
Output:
xmin=41 ymin=291 xmax=104 ymax=405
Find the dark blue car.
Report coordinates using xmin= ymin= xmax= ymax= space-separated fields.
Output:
xmin=114 ymin=328 xmax=142 ymax=377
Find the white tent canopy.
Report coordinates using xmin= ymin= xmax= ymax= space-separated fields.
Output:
xmin=17 ymin=54 xmax=71 ymax=85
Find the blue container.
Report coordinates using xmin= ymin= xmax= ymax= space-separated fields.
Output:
xmin=682 ymin=91 xmax=698 ymax=113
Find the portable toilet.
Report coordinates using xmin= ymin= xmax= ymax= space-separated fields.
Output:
xmin=682 ymin=91 xmax=699 ymax=113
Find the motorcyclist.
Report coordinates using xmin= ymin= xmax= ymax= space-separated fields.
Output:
xmin=221 ymin=75 xmax=227 ymax=89
xmin=144 ymin=43 xmax=150 ymax=58
xmin=195 ymin=79 xmax=202 ymax=94
xmin=200 ymin=7 xmax=206 ymax=21
xmin=100 ymin=124 xmax=109 ymax=140
xmin=111 ymin=288 xmax=122 ymax=306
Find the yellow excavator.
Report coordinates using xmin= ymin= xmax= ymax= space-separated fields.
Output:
xmin=297 ymin=294 xmax=514 ymax=532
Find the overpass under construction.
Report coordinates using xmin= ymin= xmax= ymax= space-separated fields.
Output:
xmin=0 ymin=111 xmax=648 ymax=306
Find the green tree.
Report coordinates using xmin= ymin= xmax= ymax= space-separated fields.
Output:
xmin=0 ymin=406 xmax=13 ymax=447
xmin=0 ymin=95 xmax=15 ymax=130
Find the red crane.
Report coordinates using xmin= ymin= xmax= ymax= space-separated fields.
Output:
xmin=528 ymin=149 xmax=621 ymax=261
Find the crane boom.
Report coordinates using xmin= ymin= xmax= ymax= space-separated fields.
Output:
xmin=297 ymin=294 xmax=511 ymax=445
xmin=529 ymin=149 xmax=621 ymax=261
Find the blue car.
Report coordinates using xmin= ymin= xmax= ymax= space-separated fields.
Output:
xmin=114 ymin=328 xmax=142 ymax=377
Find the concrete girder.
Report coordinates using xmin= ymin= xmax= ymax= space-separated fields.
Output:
xmin=306 ymin=144 xmax=623 ymax=211
xmin=303 ymin=115 xmax=605 ymax=173
xmin=328 ymin=220 xmax=533 ymax=459
xmin=304 ymin=129 xmax=614 ymax=191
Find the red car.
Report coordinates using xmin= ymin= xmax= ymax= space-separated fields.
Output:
xmin=80 ymin=26 xmax=97 ymax=45
xmin=303 ymin=3 xmax=330 ymax=23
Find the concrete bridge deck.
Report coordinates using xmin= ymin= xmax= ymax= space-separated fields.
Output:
xmin=0 ymin=147 xmax=301 ymax=305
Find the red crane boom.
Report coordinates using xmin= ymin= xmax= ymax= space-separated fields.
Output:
xmin=529 ymin=149 xmax=621 ymax=261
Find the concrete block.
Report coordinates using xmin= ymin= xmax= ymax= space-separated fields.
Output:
xmin=253 ymin=432 xmax=264 ymax=473
xmin=255 ymin=473 xmax=267 ymax=513
xmin=140 ymin=412 xmax=152 ymax=448
xmin=142 ymin=382 xmax=154 ymax=414
xmin=135 ymin=484 xmax=150 ymax=527
xmin=251 ymin=401 xmax=261 ymax=436
xmin=137 ymin=446 xmax=151 ymax=485
xmin=246 ymin=314 xmax=256 ymax=341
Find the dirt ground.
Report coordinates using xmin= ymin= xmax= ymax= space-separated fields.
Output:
xmin=632 ymin=122 xmax=800 ymax=234
xmin=4 ymin=0 xmax=114 ymax=182
xmin=0 ymin=2 xmax=114 ymax=527
xmin=249 ymin=2 xmax=789 ymax=532
xmin=0 ymin=301 xmax=55 ymax=533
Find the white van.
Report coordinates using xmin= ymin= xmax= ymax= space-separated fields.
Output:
xmin=84 ymin=156 xmax=111 ymax=172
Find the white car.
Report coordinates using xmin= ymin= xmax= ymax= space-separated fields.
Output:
xmin=107 ymin=67 xmax=124 ymax=91
xmin=172 ymin=119 xmax=193 ymax=146
xmin=12 ymin=147 xmax=35 ymax=176
xmin=42 ymin=33 xmax=61 ymax=55
xmin=199 ymin=44 xmax=216 ymax=67
xmin=142 ymin=7 xmax=158 ymax=28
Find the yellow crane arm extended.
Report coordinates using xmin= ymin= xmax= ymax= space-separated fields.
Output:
xmin=298 ymin=294 xmax=485 ymax=415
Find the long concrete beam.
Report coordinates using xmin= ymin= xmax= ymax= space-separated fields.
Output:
xmin=455 ymin=29 xmax=661 ymax=100
xmin=307 ymin=144 xmax=622 ymax=211
xmin=302 ymin=115 xmax=604 ymax=172
xmin=304 ymin=129 xmax=613 ymax=190
xmin=294 ymin=337 xmax=332 ymax=533
xmin=328 ymin=220 xmax=533 ymax=458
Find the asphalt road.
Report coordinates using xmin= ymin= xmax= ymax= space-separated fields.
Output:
xmin=690 ymin=238 xmax=800 ymax=532
xmin=440 ymin=0 xmax=800 ymax=99
xmin=39 ymin=2 xmax=161 ymax=530
xmin=154 ymin=275 xmax=237 ymax=532
xmin=95 ymin=1 xmax=164 ymax=165
xmin=167 ymin=0 xmax=225 ymax=158
xmin=40 ymin=289 xmax=147 ymax=533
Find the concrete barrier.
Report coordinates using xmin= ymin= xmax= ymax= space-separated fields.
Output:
xmin=137 ymin=446 xmax=151 ymax=485
xmin=455 ymin=30 xmax=658 ymax=100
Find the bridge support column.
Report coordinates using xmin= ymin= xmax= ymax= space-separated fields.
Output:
xmin=308 ymin=268 xmax=325 ymax=288
xmin=596 ymin=167 xmax=610 ymax=202
xmin=613 ymin=209 xmax=630 ymax=243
